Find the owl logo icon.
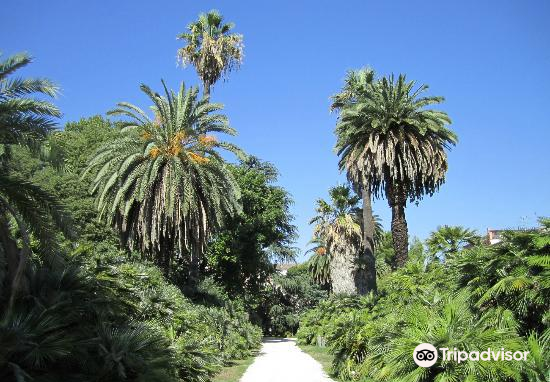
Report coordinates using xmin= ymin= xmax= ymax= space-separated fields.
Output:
xmin=413 ymin=343 xmax=438 ymax=367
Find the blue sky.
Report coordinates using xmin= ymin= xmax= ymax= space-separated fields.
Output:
xmin=2 ymin=0 xmax=549 ymax=261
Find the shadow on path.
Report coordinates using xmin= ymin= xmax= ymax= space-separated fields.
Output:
xmin=262 ymin=337 xmax=294 ymax=343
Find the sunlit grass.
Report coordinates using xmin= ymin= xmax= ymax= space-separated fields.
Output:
xmin=299 ymin=344 xmax=339 ymax=380
xmin=212 ymin=355 xmax=256 ymax=382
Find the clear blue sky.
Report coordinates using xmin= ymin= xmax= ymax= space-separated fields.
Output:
xmin=3 ymin=0 xmax=549 ymax=261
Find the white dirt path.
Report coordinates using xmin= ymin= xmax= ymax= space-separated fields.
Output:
xmin=240 ymin=338 xmax=335 ymax=382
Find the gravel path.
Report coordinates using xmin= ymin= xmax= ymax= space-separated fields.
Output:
xmin=240 ymin=338 xmax=335 ymax=382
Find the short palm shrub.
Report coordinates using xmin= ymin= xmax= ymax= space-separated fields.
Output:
xmin=0 ymin=252 xmax=176 ymax=382
xmin=297 ymin=294 xmax=374 ymax=347
xmin=454 ymin=218 xmax=550 ymax=335
xmin=0 ymin=245 xmax=262 ymax=382
xmin=297 ymin=220 xmax=550 ymax=382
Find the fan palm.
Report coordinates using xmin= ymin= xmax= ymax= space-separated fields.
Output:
xmin=426 ymin=225 xmax=480 ymax=262
xmin=177 ymin=10 xmax=243 ymax=98
xmin=362 ymin=291 xmax=524 ymax=382
xmin=335 ymin=70 xmax=457 ymax=268
xmin=310 ymin=185 xmax=366 ymax=295
xmin=0 ymin=52 xmax=71 ymax=312
xmin=522 ymin=332 xmax=550 ymax=382
xmin=331 ymin=68 xmax=379 ymax=292
xmin=85 ymin=81 xmax=242 ymax=283
xmin=456 ymin=218 xmax=550 ymax=335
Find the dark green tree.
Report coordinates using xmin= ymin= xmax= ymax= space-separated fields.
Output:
xmin=206 ymin=157 xmax=297 ymax=297
xmin=261 ymin=263 xmax=327 ymax=336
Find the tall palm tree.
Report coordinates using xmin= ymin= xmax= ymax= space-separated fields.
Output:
xmin=0 ymin=52 xmax=71 ymax=311
xmin=335 ymin=71 xmax=457 ymax=268
xmin=331 ymin=68 xmax=378 ymax=291
xmin=85 ymin=81 xmax=242 ymax=283
xmin=310 ymin=185 xmax=366 ymax=295
xmin=177 ymin=10 xmax=244 ymax=98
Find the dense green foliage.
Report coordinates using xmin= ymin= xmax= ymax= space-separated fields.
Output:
xmin=0 ymin=111 xmax=265 ymax=381
xmin=298 ymin=220 xmax=550 ymax=381
xmin=0 ymin=247 xmax=261 ymax=381
xmin=0 ymin=52 xmax=71 ymax=312
xmin=205 ymin=157 xmax=297 ymax=299
xmin=260 ymin=263 xmax=327 ymax=336
xmin=0 ymin=37 xmax=270 ymax=380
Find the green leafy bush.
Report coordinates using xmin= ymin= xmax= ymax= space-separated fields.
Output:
xmin=261 ymin=263 xmax=327 ymax=336
xmin=0 ymin=246 xmax=261 ymax=382
xmin=297 ymin=221 xmax=550 ymax=382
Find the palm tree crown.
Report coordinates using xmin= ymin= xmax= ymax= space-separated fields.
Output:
xmin=306 ymin=237 xmax=331 ymax=287
xmin=310 ymin=185 xmax=364 ymax=294
xmin=335 ymin=70 xmax=457 ymax=268
xmin=336 ymin=73 xmax=457 ymax=201
xmin=0 ymin=52 xmax=71 ymax=311
xmin=0 ymin=52 xmax=60 ymax=157
xmin=85 ymin=81 xmax=242 ymax=274
xmin=177 ymin=10 xmax=243 ymax=97
xmin=427 ymin=225 xmax=480 ymax=260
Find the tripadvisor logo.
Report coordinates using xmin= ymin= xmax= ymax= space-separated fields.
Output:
xmin=413 ymin=343 xmax=438 ymax=367
xmin=413 ymin=343 xmax=529 ymax=368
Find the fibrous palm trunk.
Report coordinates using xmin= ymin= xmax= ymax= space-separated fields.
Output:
xmin=203 ymin=80 xmax=211 ymax=99
xmin=330 ymin=241 xmax=359 ymax=295
xmin=388 ymin=183 xmax=408 ymax=268
xmin=0 ymin=200 xmax=31 ymax=313
xmin=0 ymin=215 xmax=19 ymax=284
xmin=188 ymin=249 xmax=200 ymax=288
xmin=356 ymin=188 xmax=377 ymax=293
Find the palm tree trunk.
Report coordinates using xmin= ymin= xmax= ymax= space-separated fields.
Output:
xmin=388 ymin=183 xmax=408 ymax=268
xmin=356 ymin=188 xmax=377 ymax=293
xmin=0 ymin=197 xmax=31 ymax=314
xmin=203 ymin=81 xmax=211 ymax=99
xmin=330 ymin=242 xmax=358 ymax=295
xmin=0 ymin=215 xmax=19 ymax=284
xmin=189 ymin=249 xmax=200 ymax=289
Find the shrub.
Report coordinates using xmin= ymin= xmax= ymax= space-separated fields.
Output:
xmin=297 ymin=222 xmax=550 ymax=382
xmin=0 ymin=246 xmax=262 ymax=382
xmin=262 ymin=264 xmax=327 ymax=336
